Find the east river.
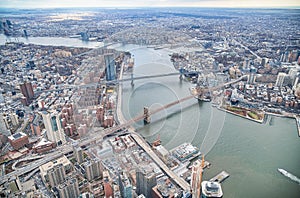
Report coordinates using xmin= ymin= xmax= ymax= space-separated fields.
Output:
xmin=1 ymin=36 xmax=299 ymax=197
xmin=110 ymin=44 xmax=300 ymax=198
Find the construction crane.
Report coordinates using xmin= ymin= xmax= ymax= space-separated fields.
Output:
xmin=197 ymin=155 xmax=205 ymax=198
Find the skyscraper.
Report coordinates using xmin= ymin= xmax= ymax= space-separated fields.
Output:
xmin=83 ymin=158 xmax=102 ymax=181
xmin=20 ymin=81 xmax=34 ymax=105
xmin=275 ymin=72 xmax=287 ymax=87
xmin=0 ymin=113 xmax=10 ymax=136
xmin=47 ymin=164 xmax=66 ymax=187
xmin=190 ymin=160 xmax=202 ymax=198
xmin=56 ymin=177 xmax=80 ymax=198
xmin=136 ymin=168 xmax=157 ymax=197
xmin=73 ymin=144 xmax=84 ymax=164
xmin=119 ymin=172 xmax=132 ymax=198
xmin=105 ymin=53 xmax=116 ymax=81
xmin=41 ymin=110 xmax=66 ymax=146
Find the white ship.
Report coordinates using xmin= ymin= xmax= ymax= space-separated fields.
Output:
xmin=278 ymin=168 xmax=300 ymax=185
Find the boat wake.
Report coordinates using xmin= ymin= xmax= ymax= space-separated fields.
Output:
xmin=278 ymin=168 xmax=300 ymax=185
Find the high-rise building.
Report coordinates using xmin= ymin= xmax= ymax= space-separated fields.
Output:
xmin=275 ymin=72 xmax=287 ymax=87
xmin=47 ymin=164 xmax=66 ymax=187
xmin=83 ymin=158 xmax=102 ymax=181
xmin=39 ymin=155 xmax=72 ymax=184
xmin=73 ymin=145 xmax=84 ymax=164
xmin=288 ymin=68 xmax=298 ymax=83
xmin=30 ymin=114 xmax=42 ymax=136
xmin=20 ymin=81 xmax=34 ymax=105
xmin=261 ymin=57 xmax=268 ymax=67
xmin=105 ymin=53 xmax=116 ymax=81
xmin=190 ymin=160 xmax=202 ymax=198
xmin=0 ymin=113 xmax=10 ymax=136
xmin=10 ymin=113 xmax=19 ymax=127
xmin=247 ymin=66 xmax=257 ymax=84
xmin=136 ymin=168 xmax=157 ymax=198
xmin=41 ymin=110 xmax=66 ymax=146
xmin=119 ymin=172 xmax=132 ymax=198
xmin=56 ymin=177 xmax=80 ymax=198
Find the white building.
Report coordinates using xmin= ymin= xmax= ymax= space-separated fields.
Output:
xmin=275 ymin=72 xmax=287 ymax=87
xmin=41 ymin=110 xmax=66 ymax=146
xmin=0 ymin=113 xmax=11 ymax=136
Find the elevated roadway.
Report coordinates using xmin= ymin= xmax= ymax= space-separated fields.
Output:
xmin=131 ymin=133 xmax=190 ymax=191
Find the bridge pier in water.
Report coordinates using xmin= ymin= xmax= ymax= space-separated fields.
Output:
xmin=143 ymin=107 xmax=151 ymax=124
xmin=131 ymin=73 xmax=134 ymax=87
xmin=179 ymin=67 xmax=184 ymax=80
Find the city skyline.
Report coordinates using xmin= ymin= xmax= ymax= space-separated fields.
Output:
xmin=0 ymin=0 xmax=300 ymax=8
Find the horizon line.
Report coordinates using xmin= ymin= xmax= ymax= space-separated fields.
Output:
xmin=1 ymin=6 xmax=300 ymax=10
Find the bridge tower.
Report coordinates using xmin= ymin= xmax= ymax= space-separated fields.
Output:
xmin=131 ymin=73 xmax=134 ymax=87
xmin=143 ymin=107 xmax=150 ymax=124
xmin=179 ymin=67 xmax=184 ymax=80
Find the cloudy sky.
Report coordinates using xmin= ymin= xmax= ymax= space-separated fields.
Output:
xmin=0 ymin=0 xmax=299 ymax=8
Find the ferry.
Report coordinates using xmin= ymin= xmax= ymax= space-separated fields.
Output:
xmin=278 ymin=168 xmax=300 ymax=185
xmin=278 ymin=168 xmax=288 ymax=176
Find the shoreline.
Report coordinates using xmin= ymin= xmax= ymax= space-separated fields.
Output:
xmin=116 ymin=58 xmax=128 ymax=126
xmin=215 ymin=105 xmax=300 ymax=136
xmin=295 ymin=116 xmax=300 ymax=137
xmin=216 ymin=106 xmax=264 ymax=124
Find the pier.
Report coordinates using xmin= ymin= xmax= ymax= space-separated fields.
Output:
xmin=209 ymin=171 xmax=230 ymax=183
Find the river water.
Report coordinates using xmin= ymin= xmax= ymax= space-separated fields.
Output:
xmin=0 ymin=34 xmax=103 ymax=48
xmin=111 ymin=44 xmax=300 ymax=198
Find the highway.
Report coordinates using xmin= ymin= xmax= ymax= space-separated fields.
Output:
xmin=131 ymin=133 xmax=190 ymax=192
xmin=232 ymin=39 xmax=262 ymax=60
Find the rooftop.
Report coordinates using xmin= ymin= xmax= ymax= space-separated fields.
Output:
xmin=8 ymin=132 xmax=27 ymax=141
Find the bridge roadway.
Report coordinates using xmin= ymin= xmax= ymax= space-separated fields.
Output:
xmin=37 ymin=72 xmax=246 ymax=95
xmin=34 ymin=72 xmax=183 ymax=94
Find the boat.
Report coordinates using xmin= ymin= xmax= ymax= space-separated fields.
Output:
xmin=278 ymin=168 xmax=288 ymax=176
xmin=278 ymin=168 xmax=300 ymax=185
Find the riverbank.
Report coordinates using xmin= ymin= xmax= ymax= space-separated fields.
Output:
xmin=0 ymin=34 xmax=103 ymax=48
xmin=295 ymin=116 xmax=300 ymax=137
xmin=215 ymin=105 xmax=265 ymax=124
xmin=115 ymin=57 xmax=128 ymax=125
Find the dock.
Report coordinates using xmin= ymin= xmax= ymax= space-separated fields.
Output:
xmin=209 ymin=171 xmax=230 ymax=183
